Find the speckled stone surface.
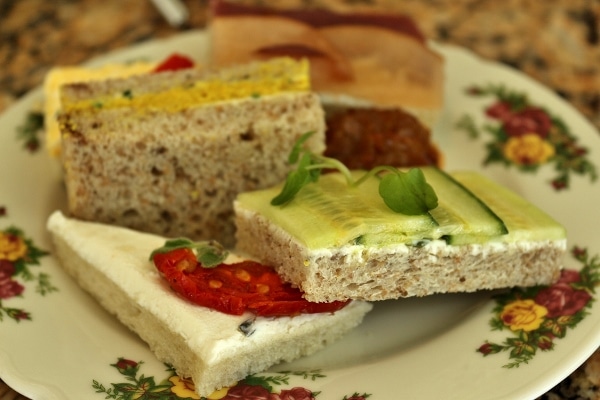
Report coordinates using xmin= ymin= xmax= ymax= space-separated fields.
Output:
xmin=1 ymin=1 xmax=599 ymax=399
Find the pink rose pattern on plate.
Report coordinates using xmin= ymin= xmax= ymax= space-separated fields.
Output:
xmin=0 ymin=206 xmax=55 ymax=322
xmin=477 ymin=247 xmax=599 ymax=368
xmin=92 ymin=358 xmax=371 ymax=400
xmin=457 ymin=83 xmax=597 ymax=190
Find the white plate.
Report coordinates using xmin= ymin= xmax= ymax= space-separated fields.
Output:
xmin=1 ymin=30 xmax=599 ymax=400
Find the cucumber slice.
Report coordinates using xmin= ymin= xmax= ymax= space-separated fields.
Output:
xmin=418 ymin=168 xmax=508 ymax=244
xmin=236 ymin=171 xmax=438 ymax=249
xmin=422 ymin=168 xmax=507 ymax=237
xmin=451 ymin=171 xmax=566 ymax=243
xmin=236 ymin=167 xmax=563 ymax=249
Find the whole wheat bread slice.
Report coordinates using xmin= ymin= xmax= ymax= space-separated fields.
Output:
xmin=58 ymin=59 xmax=325 ymax=247
xmin=234 ymin=170 xmax=566 ymax=302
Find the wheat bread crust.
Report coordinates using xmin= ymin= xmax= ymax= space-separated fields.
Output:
xmin=46 ymin=211 xmax=372 ymax=397
xmin=59 ymin=91 xmax=325 ymax=248
xmin=234 ymin=207 xmax=566 ymax=302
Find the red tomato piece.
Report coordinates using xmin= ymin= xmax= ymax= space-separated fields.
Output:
xmin=152 ymin=248 xmax=349 ymax=317
xmin=152 ymin=53 xmax=195 ymax=73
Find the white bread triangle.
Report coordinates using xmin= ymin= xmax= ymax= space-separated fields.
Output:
xmin=46 ymin=210 xmax=372 ymax=397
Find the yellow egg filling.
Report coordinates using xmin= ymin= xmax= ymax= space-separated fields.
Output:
xmin=62 ymin=58 xmax=311 ymax=114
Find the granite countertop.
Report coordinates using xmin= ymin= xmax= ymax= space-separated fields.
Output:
xmin=1 ymin=0 xmax=599 ymax=399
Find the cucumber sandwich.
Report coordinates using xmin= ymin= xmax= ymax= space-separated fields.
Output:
xmin=234 ymin=165 xmax=566 ymax=302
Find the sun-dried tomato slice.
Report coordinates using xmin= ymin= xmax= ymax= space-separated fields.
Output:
xmin=152 ymin=247 xmax=349 ymax=316
xmin=152 ymin=53 xmax=195 ymax=73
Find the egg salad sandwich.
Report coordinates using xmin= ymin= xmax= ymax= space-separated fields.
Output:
xmin=56 ymin=57 xmax=325 ymax=248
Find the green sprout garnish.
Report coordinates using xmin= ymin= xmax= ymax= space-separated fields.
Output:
xmin=149 ymin=238 xmax=228 ymax=268
xmin=271 ymin=132 xmax=439 ymax=215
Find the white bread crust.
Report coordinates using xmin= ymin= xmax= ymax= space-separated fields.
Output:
xmin=46 ymin=211 xmax=372 ymax=397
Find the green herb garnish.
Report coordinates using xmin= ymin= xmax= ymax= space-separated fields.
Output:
xmin=16 ymin=111 xmax=44 ymax=152
xmin=149 ymin=238 xmax=228 ymax=268
xmin=271 ymin=132 xmax=439 ymax=215
xmin=378 ymin=167 xmax=438 ymax=214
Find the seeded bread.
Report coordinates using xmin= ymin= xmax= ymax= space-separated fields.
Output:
xmin=58 ymin=58 xmax=325 ymax=247
xmin=47 ymin=210 xmax=372 ymax=397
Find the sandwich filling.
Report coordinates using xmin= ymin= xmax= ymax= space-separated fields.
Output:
xmin=150 ymin=239 xmax=350 ymax=316
xmin=44 ymin=60 xmax=157 ymax=158
xmin=235 ymin=167 xmax=567 ymax=249
xmin=60 ymin=57 xmax=311 ymax=114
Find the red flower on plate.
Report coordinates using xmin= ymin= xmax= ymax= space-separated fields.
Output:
xmin=485 ymin=102 xmax=552 ymax=138
xmin=537 ymin=334 xmax=555 ymax=350
xmin=222 ymin=383 xmax=274 ymax=400
xmin=114 ymin=358 xmax=139 ymax=375
xmin=485 ymin=101 xmax=513 ymax=120
xmin=556 ymin=269 xmax=583 ymax=285
xmin=278 ymin=387 xmax=315 ymax=400
xmin=0 ymin=260 xmax=24 ymax=299
xmin=534 ymin=270 xmax=592 ymax=318
xmin=502 ymin=107 xmax=552 ymax=138
xmin=476 ymin=246 xmax=600 ymax=368
xmin=477 ymin=342 xmax=493 ymax=355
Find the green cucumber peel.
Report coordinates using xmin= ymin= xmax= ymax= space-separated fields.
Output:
xmin=149 ymin=238 xmax=229 ymax=268
xmin=271 ymin=132 xmax=439 ymax=215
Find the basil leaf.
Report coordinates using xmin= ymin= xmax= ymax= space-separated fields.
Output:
xmin=272 ymin=133 xmax=439 ymax=216
xmin=271 ymin=166 xmax=310 ymax=206
xmin=271 ymin=153 xmax=317 ymax=205
xmin=149 ymin=238 xmax=229 ymax=268
xmin=194 ymin=240 xmax=228 ymax=268
xmin=149 ymin=238 xmax=195 ymax=260
xmin=379 ymin=169 xmax=438 ymax=215
xmin=288 ymin=131 xmax=315 ymax=164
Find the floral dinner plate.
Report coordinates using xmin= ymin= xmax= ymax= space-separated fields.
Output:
xmin=0 ymin=30 xmax=599 ymax=400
